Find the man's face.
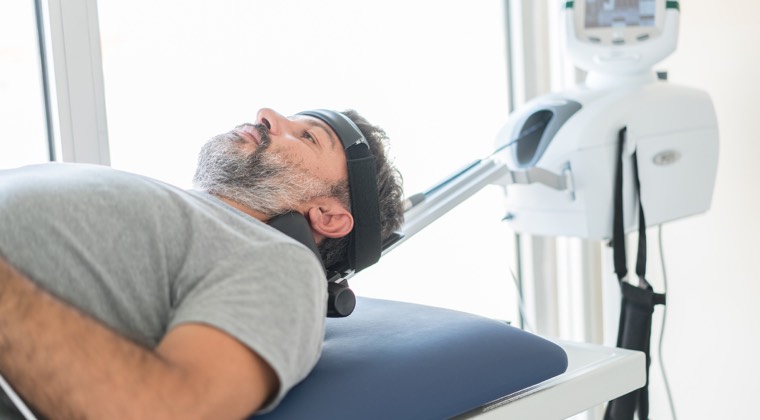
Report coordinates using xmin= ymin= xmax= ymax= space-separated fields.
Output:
xmin=193 ymin=108 xmax=349 ymax=217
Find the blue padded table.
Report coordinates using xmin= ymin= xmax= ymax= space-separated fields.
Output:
xmin=257 ymin=297 xmax=568 ymax=420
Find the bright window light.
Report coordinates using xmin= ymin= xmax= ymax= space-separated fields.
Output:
xmin=0 ymin=1 xmax=49 ymax=169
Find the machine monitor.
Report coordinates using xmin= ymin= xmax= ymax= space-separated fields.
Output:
xmin=585 ymin=0 xmax=656 ymax=29
xmin=573 ymin=0 xmax=666 ymax=46
xmin=566 ymin=0 xmax=679 ymax=77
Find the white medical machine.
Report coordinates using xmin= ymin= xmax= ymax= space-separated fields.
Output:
xmin=403 ymin=0 xmax=717 ymax=241
xmin=493 ymin=0 xmax=718 ymax=239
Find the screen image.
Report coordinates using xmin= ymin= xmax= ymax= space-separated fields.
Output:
xmin=584 ymin=0 xmax=655 ymax=28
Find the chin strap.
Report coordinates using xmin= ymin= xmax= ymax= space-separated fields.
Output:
xmin=605 ymin=127 xmax=666 ymax=420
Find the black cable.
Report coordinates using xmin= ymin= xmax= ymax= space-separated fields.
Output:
xmin=420 ymin=117 xmax=550 ymax=200
xmin=487 ymin=116 xmax=549 ymax=158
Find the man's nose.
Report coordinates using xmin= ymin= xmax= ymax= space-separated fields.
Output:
xmin=255 ymin=108 xmax=288 ymax=135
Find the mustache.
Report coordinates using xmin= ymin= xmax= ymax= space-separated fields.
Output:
xmin=234 ymin=123 xmax=271 ymax=148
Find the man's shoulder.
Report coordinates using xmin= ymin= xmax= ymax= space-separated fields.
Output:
xmin=2 ymin=162 xmax=137 ymax=181
xmin=0 ymin=163 xmax=178 ymax=198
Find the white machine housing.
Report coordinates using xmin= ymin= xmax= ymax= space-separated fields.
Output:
xmin=493 ymin=81 xmax=718 ymax=239
xmin=492 ymin=0 xmax=719 ymax=239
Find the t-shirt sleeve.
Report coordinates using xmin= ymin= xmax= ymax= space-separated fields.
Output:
xmin=166 ymin=242 xmax=327 ymax=413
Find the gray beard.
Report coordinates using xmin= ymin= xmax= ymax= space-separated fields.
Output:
xmin=192 ymin=127 xmax=333 ymax=217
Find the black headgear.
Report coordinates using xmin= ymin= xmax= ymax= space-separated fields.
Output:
xmin=297 ymin=109 xmax=382 ymax=273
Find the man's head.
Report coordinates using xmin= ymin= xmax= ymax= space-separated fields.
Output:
xmin=193 ymin=108 xmax=404 ymax=269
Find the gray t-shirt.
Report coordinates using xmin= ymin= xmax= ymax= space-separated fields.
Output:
xmin=0 ymin=163 xmax=327 ymax=416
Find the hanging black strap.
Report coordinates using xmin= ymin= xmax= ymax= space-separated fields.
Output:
xmin=605 ymin=127 xmax=666 ymax=420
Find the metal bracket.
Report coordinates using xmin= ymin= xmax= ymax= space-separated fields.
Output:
xmin=505 ymin=162 xmax=575 ymax=199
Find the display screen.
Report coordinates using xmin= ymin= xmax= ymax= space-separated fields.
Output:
xmin=584 ymin=0 xmax=656 ymax=28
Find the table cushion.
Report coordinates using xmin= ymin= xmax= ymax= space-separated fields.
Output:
xmin=256 ymin=297 xmax=568 ymax=419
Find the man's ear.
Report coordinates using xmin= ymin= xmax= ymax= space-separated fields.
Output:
xmin=304 ymin=197 xmax=354 ymax=242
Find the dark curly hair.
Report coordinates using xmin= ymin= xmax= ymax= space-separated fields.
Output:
xmin=318 ymin=110 xmax=405 ymax=269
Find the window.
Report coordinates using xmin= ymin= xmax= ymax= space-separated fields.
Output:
xmin=0 ymin=1 xmax=50 ymax=169
xmin=98 ymin=0 xmax=518 ymax=321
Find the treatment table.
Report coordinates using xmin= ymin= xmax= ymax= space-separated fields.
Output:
xmin=258 ymin=297 xmax=644 ymax=419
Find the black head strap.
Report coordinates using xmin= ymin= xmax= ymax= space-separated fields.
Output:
xmin=297 ymin=109 xmax=382 ymax=273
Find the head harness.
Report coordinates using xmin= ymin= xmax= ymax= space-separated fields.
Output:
xmin=297 ymin=109 xmax=382 ymax=272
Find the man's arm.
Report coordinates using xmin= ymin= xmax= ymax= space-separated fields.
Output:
xmin=0 ymin=257 xmax=277 ymax=420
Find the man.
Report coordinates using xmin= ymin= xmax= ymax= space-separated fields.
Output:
xmin=0 ymin=108 xmax=405 ymax=419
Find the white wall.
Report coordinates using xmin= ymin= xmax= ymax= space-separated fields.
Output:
xmin=647 ymin=2 xmax=760 ymax=418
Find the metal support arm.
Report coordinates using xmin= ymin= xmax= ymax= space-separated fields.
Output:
xmin=378 ymin=157 xmax=573 ymax=272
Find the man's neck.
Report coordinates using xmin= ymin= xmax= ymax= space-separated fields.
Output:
xmin=212 ymin=195 xmax=270 ymax=223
